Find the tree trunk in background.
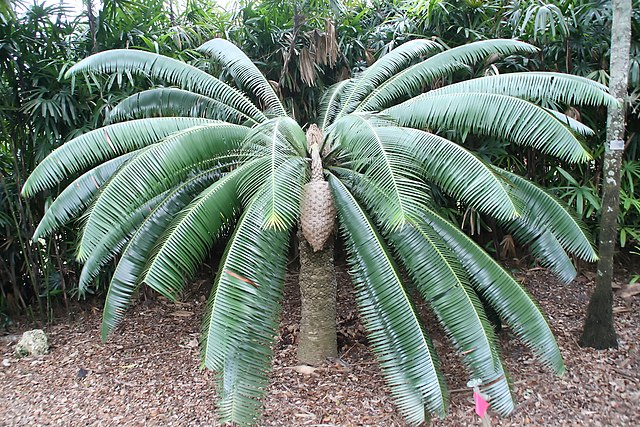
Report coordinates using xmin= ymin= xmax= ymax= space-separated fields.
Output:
xmin=580 ymin=0 xmax=631 ymax=349
xmin=86 ymin=0 xmax=97 ymax=52
xmin=297 ymin=230 xmax=337 ymax=365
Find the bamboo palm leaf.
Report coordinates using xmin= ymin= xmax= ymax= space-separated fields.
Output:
xmin=375 ymin=126 xmax=518 ymax=221
xmin=22 ymin=118 xmax=216 ymax=197
xmin=201 ymin=195 xmax=290 ymax=426
xmin=79 ymin=167 xmax=226 ymax=295
xmin=498 ymin=169 xmax=597 ymax=262
xmin=359 ymin=39 xmax=538 ymax=112
xmin=78 ymin=124 xmax=249 ymax=260
xmin=337 ymin=39 xmax=442 ymax=118
xmin=417 ymin=207 xmax=565 ymax=374
xmin=65 ymin=49 xmax=266 ymax=123
xmin=198 ymin=38 xmax=285 ymax=117
xmin=107 ymin=88 xmax=259 ymax=125
xmin=329 ymin=174 xmax=447 ymax=424
xmin=428 ymin=72 xmax=617 ymax=108
xmin=390 ymin=222 xmax=514 ymax=415
xmin=32 ymin=153 xmax=134 ymax=240
xmin=142 ymin=159 xmax=266 ymax=301
xmin=383 ymin=93 xmax=590 ymax=163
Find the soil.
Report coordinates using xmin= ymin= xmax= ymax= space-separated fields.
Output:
xmin=1 ymin=266 xmax=638 ymax=427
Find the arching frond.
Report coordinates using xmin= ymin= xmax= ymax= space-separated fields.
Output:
xmin=100 ymin=176 xmax=209 ymax=340
xmin=79 ymin=167 xmax=225 ymax=295
xmin=331 ymin=114 xmax=425 ymax=233
xmin=383 ymin=93 xmax=591 ymax=163
xmin=390 ymin=222 xmax=514 ymax=415
xmin=198 ymin=38 xmax=286 ymax=117
xmin=330 ymin=175 xmax=447 ymax=424
xmin=201 ymin=196 xmax=291 ymax=426
xmin=65 ymin=49 xmax=266 ymax=123
xmin=319 ymin=79 xmax=351 ymax=130
xmin=78 ymin=191 xmax=169 ymax=296
xmin=418 ymin=207 xmax=565 ymax=375
xmin=498 ymin=169 xmax=597 ymax=262
xmin=32 ymin=153 xmax=134 ymax=240
xmin=234 ymin=118 xmax=307 ymax=229
xmin=429 ymin=72 xmax=617 ymax=108
xmin=546 ymin=109 xmax=594 ymax=136
xmin=337 ymin=39 xmax=442 ymax=117
xmin=22 ymin=118 xmax=215 ymax=196
xmin=376 ymin=126 xmax=518 ymax=221
xmin=142 ymin=160 xmax=265 ymax=301
xmin=507 ymin=218 xmax=577 ymax=283
xmin=107 ymin=88 xmax=259 ymax=126
xmin=78 ymin=124 xmax=249 ymax=260
xmin=359 ymin=39 xmax=538 ymax=112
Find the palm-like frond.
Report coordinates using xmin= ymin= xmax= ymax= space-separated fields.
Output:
xmin=198 ymin=38 xmax=286 ymax=117
xmin=335 ymin=39 xmax=441 ymax=118
xmin=546 ymin=109 xmax=594 ymax=136
xmin=375 ymin=126 xmax=518 ymax=221
xmin=78 ymin=124 xmax=249 ymax=260
xmin=330 ymin=174 xmax=447 ymax=424
xmin=142 ymin=160 xmax=264 ymax=301
xmin=78 ymin=191 xmax=169 ymax=295
xmin=319 ymin=79 xmax=351 ymax=131
xmin=239 ymin=118 xmax=307 ymax=230
xmin=79 ymin=167 xmax=225 ymax=295
xmin=358 ymin=39 xmax=538 ymax=112
xmin=32 ymin=153 xmax=134 ymax=240
xmin=498 ymin=169 xmax=597 ymax=262
xmin=390 ymin=222 xmax=514 ymax=415
xmin=100 ymin=176 xmax=211 ymax=340
xmin=65 ymin=49 xmax=266 ymax=123
xmin=507 ymin=218 xmax=577 ymax=283
xmin=201 ymin=195 xmax=291 ymax=426
xmin=22 ymin=118 xmax=215 ymax=196
xmin=331 ymin=114 xmax=425 ymax=233
xmin=417 ymin=207 xmax=565 ymax=374
xmin=383 ymin=92 xmax=591 ymax=163
xmin=108 ymin=88 xmax=259 ymax=125
xmin=430 ymin=72 xmax=617 ymax=107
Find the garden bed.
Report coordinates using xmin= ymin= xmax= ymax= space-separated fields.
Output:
xmin=1 ymin=267 xmax=638 ymax=426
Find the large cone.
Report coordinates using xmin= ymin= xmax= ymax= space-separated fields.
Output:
xmin=300 ymin=181 xmax=335 ymax=252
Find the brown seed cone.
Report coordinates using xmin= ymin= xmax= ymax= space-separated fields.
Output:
xmin=300 ymin=181 xmax=336 ymax=252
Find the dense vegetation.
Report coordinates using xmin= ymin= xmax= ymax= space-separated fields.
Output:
xmin=0 ymin=0 xmax=638 ymax=423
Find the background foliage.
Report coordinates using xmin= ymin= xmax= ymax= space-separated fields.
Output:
xmin=0 ymin=0 xmax=638 ymax=323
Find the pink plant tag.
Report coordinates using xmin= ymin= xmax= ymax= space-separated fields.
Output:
xmin=474 ymin=390 xmax=490 ymax=418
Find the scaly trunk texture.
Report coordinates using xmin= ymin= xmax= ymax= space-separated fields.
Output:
xmin=580 ymin=0 xmax=631 ymax=349
xmin=297 ymin=124 xmax=338 ymax=364
xmin=297 ymin=230 xmax=337 ymax=364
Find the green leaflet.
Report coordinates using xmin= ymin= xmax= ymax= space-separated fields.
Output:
xmin=22 ymin=117 xmax=218 ymax=197
xmin=330 ymin=174 xmax=447 ymax=424
xmin=201 ymin=193 xmax=291 ymax=427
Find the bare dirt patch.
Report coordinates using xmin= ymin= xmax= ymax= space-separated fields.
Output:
xmin=1 ymin=267 xmax=638 ymax=426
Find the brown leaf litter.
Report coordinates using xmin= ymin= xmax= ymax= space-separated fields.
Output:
xmin=1 ymin=267 xmax=638 ymax=426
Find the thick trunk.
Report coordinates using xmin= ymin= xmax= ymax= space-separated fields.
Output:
xmin=297 ymin=230 xmax=337 ymax=365
xmin=580 ymin=0 xmax=631 ymax=349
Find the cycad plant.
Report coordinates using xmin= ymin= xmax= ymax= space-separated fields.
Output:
xmin=23 ymin=38 xmax=615 ymax=426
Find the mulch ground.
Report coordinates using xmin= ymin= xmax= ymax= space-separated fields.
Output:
xmin=1 ymin=265 xmax=638 ymax=427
